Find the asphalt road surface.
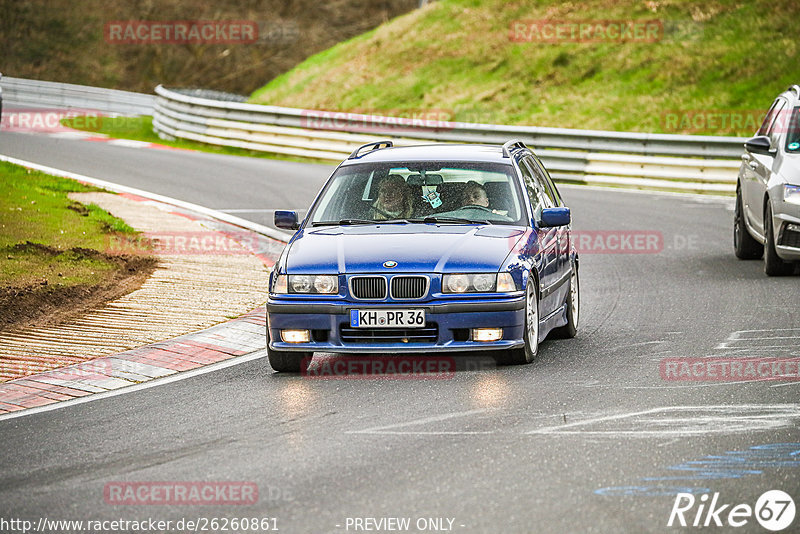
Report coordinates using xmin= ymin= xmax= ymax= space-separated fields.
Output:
xmin=1 ymin=129 xmax=799 ymax=533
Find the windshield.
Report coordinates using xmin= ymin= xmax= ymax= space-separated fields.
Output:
xmin=308 ymin=161 xmax=526 ymax=225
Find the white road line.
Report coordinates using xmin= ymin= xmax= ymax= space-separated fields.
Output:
xmin=347 ymin=409 xmax=489 ymax=435
xmin=0 ymin=350 xmax=268 ymax=423
xmin=525 ymin=404 xmax=800 ymax=436
xmin=770 ymin=382 xmax=800 ymax=389
xmin=217 ymin=209 xmax=282 ymax=213
xmin=526 ymin=407 xmax=665 ymax=434
xmin=617 ymin=381 xmax=755 ymax=389
xmin=106 ymin=139 xmax=152 ymax=148
xmin=722 ymin=336 xmax=800 ymax=341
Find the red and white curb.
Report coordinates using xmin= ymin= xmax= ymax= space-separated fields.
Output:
xmin=0 ymin=307 xmax=267 ymax=414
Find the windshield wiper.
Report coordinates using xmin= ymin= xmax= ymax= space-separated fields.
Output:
xmin=312 ymin=218 xmax=411 ymax=226
xmin=312 ymin=219 xmax=377 ymax=226
xmin=409 ymin=216 xmax=493 ymax=225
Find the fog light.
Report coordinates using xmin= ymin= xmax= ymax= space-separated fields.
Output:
xmin=472 ymin=328 xmax=503 ymax=342
xmin=281 ymin=329 xmax=310 ymax=343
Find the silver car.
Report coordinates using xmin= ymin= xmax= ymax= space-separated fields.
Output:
xmin=734 ymin=84 xmax=800 ymax=275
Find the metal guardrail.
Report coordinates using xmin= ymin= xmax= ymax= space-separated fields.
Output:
xmin=1 ymin=77 xmax=154 ymax=116
xmin=154 ymin=84 xmax=746 ymax=193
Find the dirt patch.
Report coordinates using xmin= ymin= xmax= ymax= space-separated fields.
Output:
xmin=0 ymin=243 xmax=157 ymax=332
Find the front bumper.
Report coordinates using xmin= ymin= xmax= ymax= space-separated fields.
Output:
xmin=267 ymin=296 xmax=526 ymax=353
xmin=772 ymin=197 xmax=800 ymax=261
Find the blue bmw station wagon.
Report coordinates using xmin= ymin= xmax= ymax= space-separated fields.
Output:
xmin=266 ymin=140 xmax=579 ymax=372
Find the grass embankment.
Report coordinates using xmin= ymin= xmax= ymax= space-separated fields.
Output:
xmin=250 ymin=0 xmax=800 ymax=136
xmin=60 ymin=116 xmax=332 ymax=164
xmin=0 ymin=162 xmax=155 ymax=331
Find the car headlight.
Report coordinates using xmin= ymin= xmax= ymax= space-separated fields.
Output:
xmin=442 ymin=273 xmax=518 ymax=293
xmin=784 ymin=184 xmax=800 ymax=205
xmin=272 ymin=274 xmax=338 ymax=294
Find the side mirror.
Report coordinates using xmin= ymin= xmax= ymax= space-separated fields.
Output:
xmin=274 ymin=210 xmax=299 ymax=230
xmin=539 ymin=207 xmax=570 ymax=228
xmin=744 ymin=135 xmax=775 ymax=156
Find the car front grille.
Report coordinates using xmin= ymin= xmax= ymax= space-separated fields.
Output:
xmin=779 ymin=227 xmax=800 ymax=248
xmin=339 ymin=323 xmax=439 ymax=344
xmin=390 ymin=276 xmax=428 ymax=299
xmin=350 ymin=276 xmax=387 ymax=299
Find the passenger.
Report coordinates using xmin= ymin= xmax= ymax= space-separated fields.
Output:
xmin=461 ymin=181 xmax=490 ymax=208
xmin=373 ymin=174 xmax=413 ymax=220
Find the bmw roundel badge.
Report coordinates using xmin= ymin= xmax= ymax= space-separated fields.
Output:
xmin=383 ymin=260 xmax=398 ymax=268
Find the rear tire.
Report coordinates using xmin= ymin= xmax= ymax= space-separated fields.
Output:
xmin=764 ymin=202 xmax=793 ymax=276
xmin=734 ymin=186 xmax=763 ymax=259
xmin=495 ymin=278 xmax=538 ymax=366
xmin=267 ymin=328 xmax=312 ymax=373
xmin=550 ymin=263 xmax=579 ymax=339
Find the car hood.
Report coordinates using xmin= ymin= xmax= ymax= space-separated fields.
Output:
xmin=283 ymin=224 xmax=526 ymax=273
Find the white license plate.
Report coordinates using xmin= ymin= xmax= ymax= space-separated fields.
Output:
xmin=350 ymin=309 xmax=425 ymax=328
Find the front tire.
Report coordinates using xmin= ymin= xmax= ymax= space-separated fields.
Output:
xmin=734 ymin=186 xmax=763 ymax=259
xmin=267 ymin=329 xmax=312 ymax=373
xmin=550 ymin=263 xmax=579 ymax=339
xmin=495 ymin=277 xmax=538 ymax=366
xmin=764 ymin=202 xmax=793 ymax=276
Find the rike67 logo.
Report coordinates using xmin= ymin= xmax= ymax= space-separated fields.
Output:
xmin=668 ymin=490 xmax=795 ymax=531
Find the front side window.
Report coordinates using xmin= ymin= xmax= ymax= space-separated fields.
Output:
xmin=308 ymin=161 xmax=526 ymax=225
xmin=785 ymin=107 xmax=800 ymax=152
xmin=757 ymin=99 xmax=783 ymax=137
xmin=519 ymin=157 xmax=551 ymax=219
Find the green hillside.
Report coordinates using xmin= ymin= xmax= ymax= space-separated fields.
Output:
xmin=1 ymin=0 xmax=416 ymax=95
xmin=250 ymin=0 xmax=800 ymax=135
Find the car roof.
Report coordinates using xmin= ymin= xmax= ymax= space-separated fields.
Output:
xmin=779 ymin=84 xmax=800 ymax=104
xmin=340 ymin=144 xmax=519 ymax=166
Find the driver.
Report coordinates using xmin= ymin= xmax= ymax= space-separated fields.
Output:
xmin=373 ymin=174 xmax=413 ymax=220
xmin=461 ymin=181 xmax=490 ymax=208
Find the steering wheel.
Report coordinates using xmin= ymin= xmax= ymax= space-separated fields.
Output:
xmin=461 ymin=204 xmax=494 ymax=213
